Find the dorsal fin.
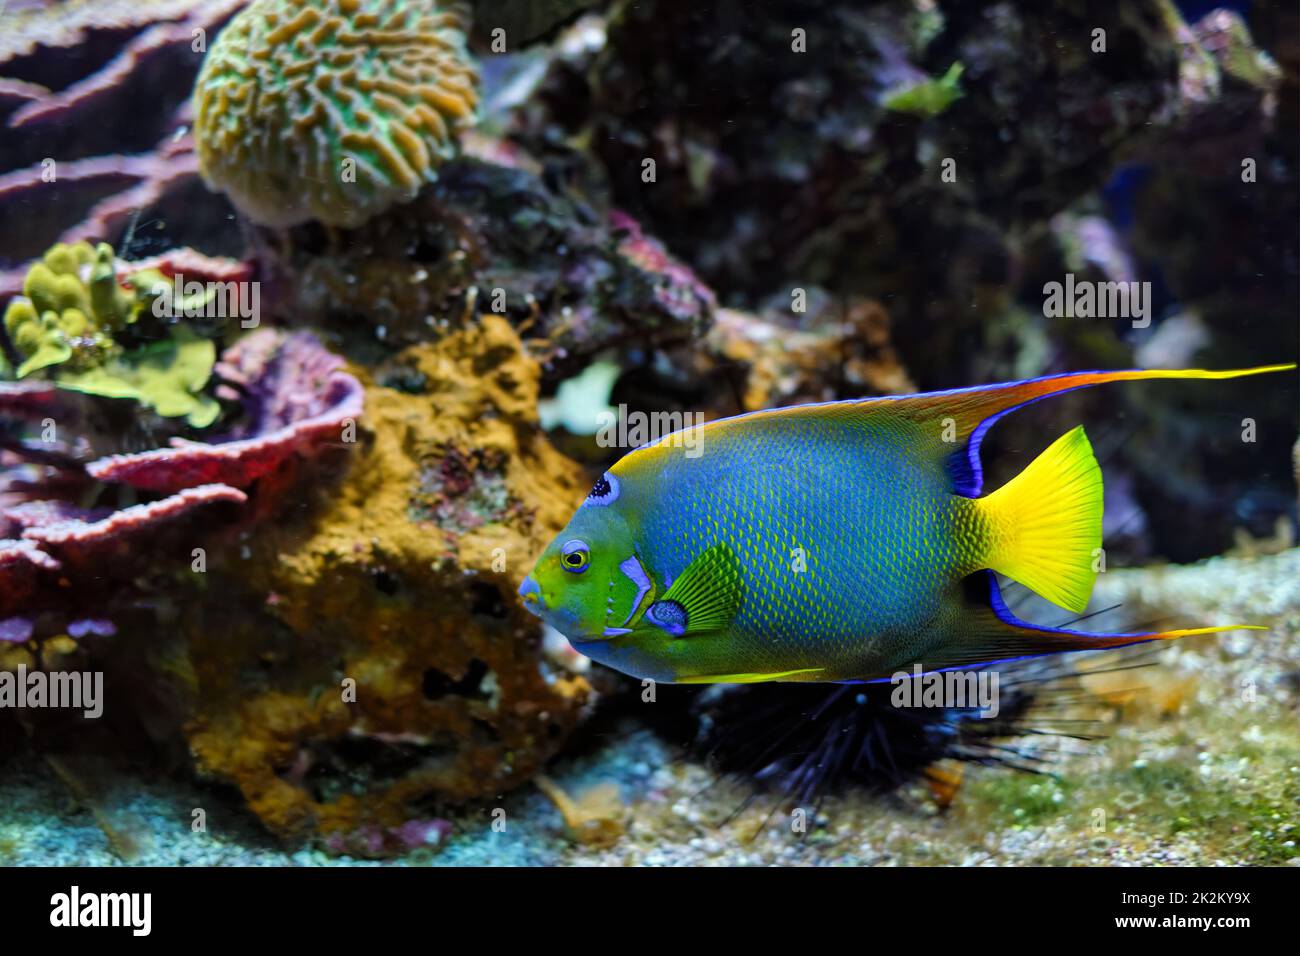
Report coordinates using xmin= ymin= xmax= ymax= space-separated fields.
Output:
xmin=870 ymin=366 xmax=1293 ymax=496
xmin=629 ymin=365 xmax=1294 ymax=497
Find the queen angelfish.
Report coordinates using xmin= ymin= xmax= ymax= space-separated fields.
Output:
xmin=519 ymin=365 xmax=1294 ymax=684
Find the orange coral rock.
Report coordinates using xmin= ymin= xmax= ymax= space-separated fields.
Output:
xmin=181 ymin=316 xmax=594 ymax=843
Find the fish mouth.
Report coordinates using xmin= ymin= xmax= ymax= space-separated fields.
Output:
xmin=517 ymin=576 xmax=544 ymax=618
xmin=518 ymin=576 xmax=602 ymax=640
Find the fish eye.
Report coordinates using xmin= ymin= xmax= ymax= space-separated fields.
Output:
xmin=560 ymin=539 xmax=589 ymax=574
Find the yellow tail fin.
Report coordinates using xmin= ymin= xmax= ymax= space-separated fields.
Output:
xmin=975 ymin=425 xmax=1102 ymax=614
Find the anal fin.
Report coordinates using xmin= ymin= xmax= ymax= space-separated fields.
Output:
xmin=911 ymin=571 xmax=1264 ymax=674
xmin=677 ymin=668 xmax=824 ymax=684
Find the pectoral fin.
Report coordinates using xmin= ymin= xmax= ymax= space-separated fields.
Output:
xmin=641 ymin=543 xmax=744 ymax=637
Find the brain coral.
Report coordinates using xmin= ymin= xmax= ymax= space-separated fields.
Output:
xmin=193 ymin=0 xmax=479 ymax=228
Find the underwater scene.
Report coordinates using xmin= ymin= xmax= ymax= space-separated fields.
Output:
xmin=0 ymin=0 xmax=1298 ymax=877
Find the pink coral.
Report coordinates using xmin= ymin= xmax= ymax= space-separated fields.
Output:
xmin=131 ymin=247 xmax=255 ymax=286
xmin=0 ymin=485 xmax=246 ymax=618
xmin=0 ymin=117 xmax=202 ymax=301
xmin=0 ymin=322 xmax=363 ymax=640
xmin=0 ymin=537 xmax=61 ymax=573
xmin=22 ymin=484 xmax=247 ymax=567
xmin=0 ymin=381 xmax=63 ymax=419
xmin=609 ymin=209 xmax=716 ymax=324
xmin=1 ymin=0 xmax=246 ymax=129
xmin=88 ymin=331 xmax=364 ymax=494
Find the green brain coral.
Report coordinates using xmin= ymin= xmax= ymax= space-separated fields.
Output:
xmin=193 ymin=0 xmax=480 ymax=228
xmin=1 ymin=241 xmax=220 ymax=428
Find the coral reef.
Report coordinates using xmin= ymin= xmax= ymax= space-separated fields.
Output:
xmin=1 ymin=36 xmax=707 ymax=841
xmin=193 ymin=0 xmax=480 ymax=227
xmin=171 ymin=315 xmax=594 ymax=842
xmin=264 ymin=156 xmax=716 ymax=363
xmin=2 ymin=241 xmax=227 ymax=426
xmin=87 ymin=329 xmax=364 ymax=494
xmin=0 ymin=318 xmax=361 ymax=656
xmin=0 ymin=1 xmax=246 ymax=276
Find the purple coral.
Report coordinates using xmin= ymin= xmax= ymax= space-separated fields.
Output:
xmin=0 ymin=119 xmax=202 ymax=301
xmin=1 ymin=0 xmax=246 ymax=129
xmin=215 ymin=330 xmax=358 ymax=439
xmin=0 ymin=1 xmax=248 ymax=296
xmin=88 ymin=331 xmax=365 ymax=495
xmin=0 ymin=320 xmax=363 ymax=643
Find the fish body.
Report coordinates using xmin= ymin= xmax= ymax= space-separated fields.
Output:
xmin=605 ymin=407 xmax=967 ymax=681
xmin=520 ymin=365 xmax=1293 ymax=684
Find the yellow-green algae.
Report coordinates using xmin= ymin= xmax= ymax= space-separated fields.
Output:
xmin=883 ymin=62 xmax=964 ymax=117
xmin=1 ymin=241 xmax=220 ymax=427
